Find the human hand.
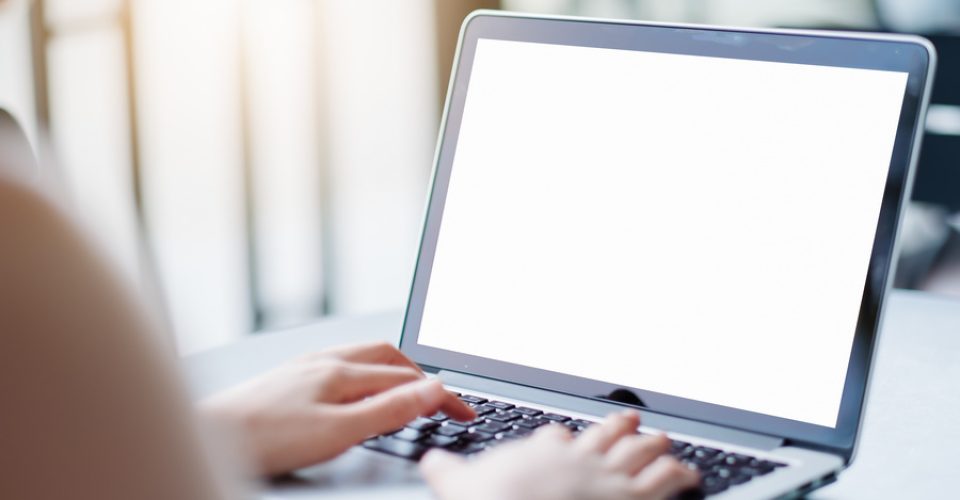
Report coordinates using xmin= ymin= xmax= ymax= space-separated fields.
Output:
xmin=200 ymin=342 xmax=474 ymax=476
xmin=420 ymin=411 xmax=700 ymax=500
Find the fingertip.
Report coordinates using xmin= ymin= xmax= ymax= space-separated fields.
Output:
xmin=686 ymin=469 xmax=701 ymax=486
xmin=440 ymin=392 xmax=476 ymax=422
xmin=667 ymin=456 xmax=701 ymax=485
xmin=602 ymin=409 xmax=639 ymax=435
xmin=632 ymin=455 xmax=702 ymax=499
xmin=535 ymin=422 xmax=573 ymax=441
xmin=617 ymin=409 xmax=641 ymax=425
xmin=449 ymin=404 xmax=477 ymax=422
xmin=416 ymin=380 xmax=475 ymax=421
xmin=649 ymin=432 xmax=671 ymax=451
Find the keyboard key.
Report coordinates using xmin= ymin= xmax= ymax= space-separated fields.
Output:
xmin=454 ymin=416 xmax=487 ymax=427
xmin=702 ymin=475 xmax=729 ymax=495
xmin=502 ymin=428 xmax=533 ymax=439
xmin=723 ymin=453 xmax=750 ymax=467
xmin=695 ymin=447 xmax=721 ymax=458
xmin=392 ymin=428 xmax=425 ymax=442
xmin=435 ymin=424 xmax=468 ymax=437
xmin=406 ymin=418 xmax=440 ymax=432
xmin=473 ymin=404 xmax=499 ymax=416
xmin=541 ymin=413 xmax=570 ymax=422
xmin=514 ymin=407 xmax=543 ymax=417
xmin=486 ymin=401 xmax=515 ymax=410
xmin=363 ymin=437 xmax=428 ymax=460
xmin=743 ymin=458 xmax=777 ymax=474
xmin=570 ymin=419 xmax=595 ymax=428
xmin=685 ymin=461 xmax=713 ymax=473
xmin=459 ymin=395 xmax=487 ymax=405
xmin=693 ymin=449 xmax=724 ymax=467
xmin=461 ymin=431 xmax=494 ymax=443
xmin=695 ymin=456 xmax=720 ymax=468
xmin=429 ymin=412 xmax=449 ymax=422
xmin=423 ymin=434 xmax=459 ymax=448
xmin=487 ymin=411 xmax=522 ymax=422
xmin=449 ymin=441 xmax=487 ymax=455
xmin=729 ymin=474 xmax=752 ymax=485
xmin=473 ymin=421 xmax=510 ymax=434
xmin=515 ymin=417 xmax=548 ymax=429
xmin=515 ymin=427 xmax=533 ymax=437
xmin=466 ymin=444 xmax=489 ymax=455
xmin=738 ymin=466 xmax=771 ymax=477
xmin=714 ymin=467 xmax=734 ymax=479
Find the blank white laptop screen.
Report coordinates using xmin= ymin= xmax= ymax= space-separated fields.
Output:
xmin=417 ymin=39 xmax=908 ymax=427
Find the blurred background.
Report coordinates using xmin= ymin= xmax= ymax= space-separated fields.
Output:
xmin=0 ymin=0 xmax=957 ymax=354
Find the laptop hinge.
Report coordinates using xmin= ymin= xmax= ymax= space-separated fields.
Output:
xmin=438 ymin=370 xmax=785 ymax=451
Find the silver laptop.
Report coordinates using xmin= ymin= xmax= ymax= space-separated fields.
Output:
xmin=275 ymin=11 xmax=935 ymax=499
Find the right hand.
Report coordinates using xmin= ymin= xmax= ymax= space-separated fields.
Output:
xmin=200 ymin=342 xmax=474 ymax=476
xmin=420 ymin=411 xmax=700 ymax=500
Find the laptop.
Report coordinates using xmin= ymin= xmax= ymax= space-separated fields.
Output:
xmin=278 ymin=11 xmax=935 ymax=499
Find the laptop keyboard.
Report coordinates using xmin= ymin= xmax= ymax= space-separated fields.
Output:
xmin=362 ymin=393 xmax=788 ymax=496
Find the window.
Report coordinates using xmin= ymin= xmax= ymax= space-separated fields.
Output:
xmin=7 ymin=0 xmax=448 ymax=353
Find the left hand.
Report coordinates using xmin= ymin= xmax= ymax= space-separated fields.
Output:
xmin=200 ymin=342 xmax=475 ymax=476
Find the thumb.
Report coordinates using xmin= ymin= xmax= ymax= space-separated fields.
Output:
xmin=420 ymin=448 xmax=466 ymax=483
xmin=340 ymin=378 xmax=450 ymax=441
xmin=420 ymin=448 xmax=466 ymax=498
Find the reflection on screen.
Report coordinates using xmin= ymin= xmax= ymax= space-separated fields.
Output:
xmin=417 ymin=39 xmax=907 ymax=427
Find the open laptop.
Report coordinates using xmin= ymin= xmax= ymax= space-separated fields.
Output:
xmin=280 ymin=11 xmax=935 ymax=499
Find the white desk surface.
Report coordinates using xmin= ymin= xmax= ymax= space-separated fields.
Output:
xmin=184 ymin=289 xmax=960 ymax=499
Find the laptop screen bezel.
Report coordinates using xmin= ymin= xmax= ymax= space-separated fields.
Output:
xmin=399 ymin=12 xmax=933 ymax=460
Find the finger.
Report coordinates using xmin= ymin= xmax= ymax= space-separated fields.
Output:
xmin=631 ymin=455 xmax=701 ymax=500
xmin=574 ymin=410 xmax=640 ymax=454
xmin=436 ymin=389 xmax=476 ymax=422
xmin=420 ymin=449 xmax=466 ymax=499
xmin=339 ymin=379 xmax=474 ymax=441
xmin=603 ymin=433 xmax=671 ymax=476
xmin=532 ymin=421 xmax=574 ymax=442
xmin=323 ymin=362 xmax=424 ymax=403
xmin=419 ymin=448 xmax=466 ymax=479
xmin=318 ymin=342 xmax=423 ymax=372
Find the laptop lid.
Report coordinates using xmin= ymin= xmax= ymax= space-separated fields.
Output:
xmin=400 ymin=12 xmax=935 ymax=461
